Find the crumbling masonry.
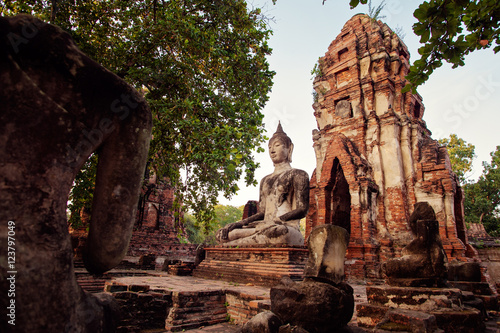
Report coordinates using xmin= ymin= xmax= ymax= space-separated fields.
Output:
xmin=306 ymin=14 xmax=475 ymax=279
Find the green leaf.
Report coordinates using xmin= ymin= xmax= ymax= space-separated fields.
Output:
xmin=420 ymin=29 xmax=431 ymax=43
xmin=413 ymin=8 xmax=426 ymax=21
xmin=401 ymin=83 xmax=412 ymax=93
xmin=349 ymin=0 xmax=360 ymax=9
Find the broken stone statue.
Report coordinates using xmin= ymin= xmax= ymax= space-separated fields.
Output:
xmin=270 ymin=225 xmax=354 ymax=333
xmin=357 ymin=202 xmax=485 ymax=332
xmin=382 ymin=202 xmax=448 ymax=287
xmin=216 ymin=123 xmax=309 ymax=246
xmin=304 ymin=223 xmax=350 ymax=284
xmin=238 ymin=311 xmax=283 ymax=333
xmin=0 ymin=15 xmax=152 ymax=332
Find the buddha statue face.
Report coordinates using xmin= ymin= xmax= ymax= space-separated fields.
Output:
xmin=269 ymin=123 xmax=293 ymax=165
xmin=269 ymin=137 xmax=291 ymax=164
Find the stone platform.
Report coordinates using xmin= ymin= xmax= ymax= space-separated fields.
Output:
xmin=75 ymin=271 xmax=500 ymax=332
xmin=193 ymin=246 xmax=308 ymax=287
xmin=357 ymin=284 xmax=486 ymax=332
xmin=105 ymin=274 xmax=271 ymax=332
xmin=102 ymin=273 xmax=369 ymax=332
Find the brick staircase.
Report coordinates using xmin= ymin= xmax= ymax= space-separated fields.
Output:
xmin=74 ymin=259 xmax=151 ymax=294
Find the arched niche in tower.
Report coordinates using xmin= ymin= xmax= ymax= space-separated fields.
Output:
xmin=326 ymin=158 xmax=351 ymax=235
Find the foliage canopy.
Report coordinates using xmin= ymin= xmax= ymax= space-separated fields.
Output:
xmin=439 ymin=134 xmax=499 ymax=236
xmin=2 ymin=0 xmax=275 ymax=226
xmin=184 ymin=204 xmax=243 ymax=244
xmin=346 ymin=0 xmax=500 ymax=91
xmin=438 ymin=134 xmax=476 ymax=184
xmin=463 ymin=146 xmax=500 ymax=236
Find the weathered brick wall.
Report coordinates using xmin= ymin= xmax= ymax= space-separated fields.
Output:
xmin=225 ymin=290 xmax=270 ymax=325
xmin=70 ymin=180 xmax=196 ymax=260
xmin=476 ymin=246 xmax=500 ymax=293
xmin=242 ymin=200 xmax=259 ymax=220
xmin=111 ymin=289 xmax=172 ymax=332
xmin=126 ymin=180 xmax=195 ymax=257
xmin=307 ymin=14 xmax=471 ymax=279
xmin=136 ymin=181 xmax=177 ymax=232
xmin=126 ymin=234 xmax=197 ymax=259
xmin=467 ymin=224 xmax=500 ymax=292
xmin=106 ymin=282 xmax=271 ymax=331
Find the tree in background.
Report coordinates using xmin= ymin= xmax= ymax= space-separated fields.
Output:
xmin=67 ymin=154 xmax=98 ymax=229
xmin=184 ymin=205 xmax=243 ymax=244
xmin=215 ymin=204 xmax=244 ymax=229
xmin=438 ymin=134 xmax=476 ymax=184
xmin=438 ymin=135 xmax=499 ymax=236
xmin=183 ymin=214 xmax=204 ymax=244
xmin=463 ymin=146 xmax=500 ymax=236
xmin=3 ymin=1 xmax=274 ymax=228
xmin=344 ymin=0 xmax=500 ymax=92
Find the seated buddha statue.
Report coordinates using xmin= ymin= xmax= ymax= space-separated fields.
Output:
xmin=215 ymin=123 xmax=309 ymax=246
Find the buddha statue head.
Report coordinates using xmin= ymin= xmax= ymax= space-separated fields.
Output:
xmin=269 ymin=122 xmax=294 ymax=164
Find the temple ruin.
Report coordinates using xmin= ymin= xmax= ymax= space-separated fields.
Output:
xmin=306 ymin=14 xmax=475 ymax=279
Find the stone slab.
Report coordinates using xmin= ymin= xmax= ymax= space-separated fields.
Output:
xmin=430 ymin=308 xmax=485 ymax=333
xmin=386 ymin=277 xmax=444 ymax=288
xmin=355 ymin=303 xmax=388 ymax=328
xmin=448 ymin=281 xmax=494 ymax=295
xmin=377 ymin=308 xmax=438 ymax=333
xmin=366 ymin=285 xmax=463 ymax=311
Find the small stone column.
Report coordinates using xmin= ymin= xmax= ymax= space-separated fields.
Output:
xmin=304 ymin=224 xmax=349 ymax=283
xmin=270 ymin=224 xmax=354 ymax=333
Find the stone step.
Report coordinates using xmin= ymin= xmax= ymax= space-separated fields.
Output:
xmin=195 ymin=261 xmax=306 ymax=276
xmin=448 ymin=281 xmax=499 ymax=310
xmin=356 ymin=303 xmax=388 ymax=328
xmin=476 ymin=294 xmax=499 ymax=311
xmin=366 ymin=285 xmax=463 ymax=310
xmin=357 ymin=301 xmax=486 ymax=332
xmin=448 ymin=281 xmax=494 ymax=295
xmin=165 ymin=314 xmax=227 ymax=332
xmin=430 ymin=307 xmax=485 ymax=333
xmin=75 ymin=274 xmax=109 ymax=293
xmin=165 ymin=290 xmax=228 ymax=331
xmin=199 ymin=258 xmax=306 ymax=269
xmin=170 ymin=301 xmax=227 ymax=312
xmin=194 ymin=268 xmax=302 ymax=287
xmin=167 ymin=306 xmax=227 ymax=321
xmin=195 ymin=268 xmax=303 ymax=280
xmin=73 ymin=260 xmax=85 ymax=269
xmin=376 ymin=308 xmax=438 ymax=333
xmin=195 ymin=267 xmax=305 ymax=279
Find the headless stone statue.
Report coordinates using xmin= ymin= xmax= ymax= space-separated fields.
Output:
xmin=382 ymin=202 xmax=448 ymax=286
xmin=216 ymin=123 xmax=309 ymax=246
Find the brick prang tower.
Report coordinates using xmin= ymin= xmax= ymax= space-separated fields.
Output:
xmin=306 ymin=14 xmax=475 ymax=279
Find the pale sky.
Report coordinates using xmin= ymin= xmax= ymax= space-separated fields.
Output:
xmin=219 ymin=0 xmax=500 ymax=207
